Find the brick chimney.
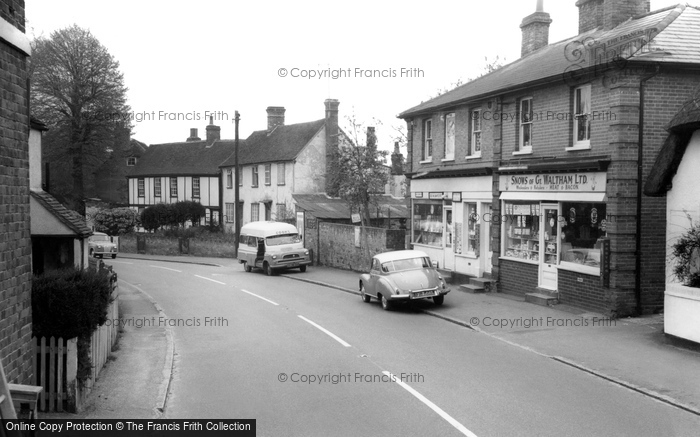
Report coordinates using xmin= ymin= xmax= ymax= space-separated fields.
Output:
xmin=205 ymin=116 xmax=220 ymax=147
xmin=391 ymin=142 xmax=404 ymax=176
xmin=603 ymin=0 xmax=650 ymax=30
xmin=324 ymin=99 xmax=340 ymax=196
xmin=266 ymin=106 xmax=285 ymax=133
xmin=577 ymin=0 xmax=650 ymax=33
xmin=520 ymin=0 xmax=552 ymax=57
xmin=187 ymin=128 xmax=200 ymax=142
xmin=576 ymin=0 xmax=604 ymax=33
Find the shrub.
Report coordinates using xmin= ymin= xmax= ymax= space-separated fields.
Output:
xmin=672 ymin=222 xmax=700 ymax=288
xmin=93 ymin=207 xmax=139 ymax=235
xmin=32 ymin=267 xmax=114 ymax=387
xmin=140 ymin=201 xmax=207 ymax=231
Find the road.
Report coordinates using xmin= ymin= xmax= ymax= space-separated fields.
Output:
xmin=108 ymin=258 xmax=700 ymax=437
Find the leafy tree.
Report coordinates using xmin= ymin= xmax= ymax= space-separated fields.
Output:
xmin=93 ymin=207 xmax=139 ymax=235
xmin=329 ymin=117 xmax=389 ymax=227
xmin=30 ymin=25 xmax=131 ymax=215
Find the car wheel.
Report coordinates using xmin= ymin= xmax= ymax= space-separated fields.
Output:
xmin=380 ymin=294 xmax=392 ymax=311
xmin=111 ymin=254 xmax=117 ymax=259
xmin=244 ymin=262 xmax=252 ymax=273
xmin=360 ymin=283 xmax=371 ymax=303
xmin=300 ymin=265 xmax=307 ymax=273
xmin=433 ymin=295 xmax=445 ymax=306
xmin=264 ymin=262 xmax=274 ymax=276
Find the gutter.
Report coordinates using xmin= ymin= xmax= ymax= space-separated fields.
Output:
xmin=635 ymin=65 xmax=661 ymax=315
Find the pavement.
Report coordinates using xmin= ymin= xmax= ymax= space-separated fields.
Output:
xmin=43 ymin=252 xmax=700 ymax=419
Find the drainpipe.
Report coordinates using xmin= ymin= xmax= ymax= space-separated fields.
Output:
xmin=635 ymin=65 xmax=660 ymax=315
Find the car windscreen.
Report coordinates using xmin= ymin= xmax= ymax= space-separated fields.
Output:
xmin=91 ymin=236 xmax=110 ymax=242
xmin=266 ymin=234 xmax=301 ymax=246
xmin=381 ymin=257 xmax=431 ymax=272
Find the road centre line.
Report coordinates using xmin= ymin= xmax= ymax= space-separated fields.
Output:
xmin=194 ymin=275 xmax=226 ymax=285
xmin=240 ymin=289 xmax=279 ymax=306
xmin=383 ymin=371 xmax=477 ymax=437
xmin=150 ymin=265 xmax=182 ymax=273
xmin=297 ymin=315 xmax=351 ymax=348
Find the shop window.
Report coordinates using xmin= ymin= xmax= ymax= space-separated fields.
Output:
xmin=560 ymin=202 xmax=606 ymax=272
xmin=503 ymin=202 xmax=541 ymax=262
xmin=412 ymin=201 xmax=443 ymax=247
xmin=466 ymin=203 xmax=478 ymax=254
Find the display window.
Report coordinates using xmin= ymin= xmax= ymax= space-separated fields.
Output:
xmin=466 ymin=203 xmax=478 ymax=254
xmin=559 ymin=202 xmax=606 ymax=271
xmin=412 ymin=201 xmax=444 ymax=247
xmin=503 ymin=202 xmax=541 ymax=262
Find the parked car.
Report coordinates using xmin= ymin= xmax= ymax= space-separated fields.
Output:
xmin=359 ymin=250 xmax=450 ymax=310
xmin=88 ymin=232 xmax=118 ymax=259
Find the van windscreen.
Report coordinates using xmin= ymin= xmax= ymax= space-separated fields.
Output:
xmin=266 ymin=234 xmax=301 ymax=246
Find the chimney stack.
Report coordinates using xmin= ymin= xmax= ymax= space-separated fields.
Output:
xmin=187 ymin=128 xmax=200 ymax=142
xmin=324 ymin=99 xmax=340 ymax=196
xmin=603 ymin=0 xmax=650 ymax=31
xmin=266 ymin=106 xmax=286 ymax=133
xmin=520 ymin=0 xmax=552 ymax=57
xmin=206 ymin=116 xmax=221 ymax=147
xmin=576 ymin=0 xmax=604 ymax=33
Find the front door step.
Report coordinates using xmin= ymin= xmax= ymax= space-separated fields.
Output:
xmin=459 ymin=277 xmax=496 ymax=294
xmin=525 ymin=292 xmax=558 ymax=307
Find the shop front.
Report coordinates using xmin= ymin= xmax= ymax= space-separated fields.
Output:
xmin=498 ymin=171 xmax=608 ymax=297
xmin=411 ymin=175 xmax=492 ymax=278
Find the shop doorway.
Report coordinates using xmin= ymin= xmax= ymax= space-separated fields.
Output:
xmin=444 ymin=206 xmax=455 ymax=270
xmin=539 ymin=204 xmax=559 ymax=290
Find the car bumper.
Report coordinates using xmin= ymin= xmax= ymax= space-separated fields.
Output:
xmin=93 ymin=249 xmax=118 ymax=255
xmin=270 ymin=259 xmax=312 ymax=269
xmin=387 ymin=288 xmax=450 ymax=302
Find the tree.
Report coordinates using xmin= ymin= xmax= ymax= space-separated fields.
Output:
xmin=30 ymin=25 xmax=131 ymax=215
xmin=430 ymin=55 xmax=506 ymax=99
xmin=329 ymin=117 xmax=389 ymax=227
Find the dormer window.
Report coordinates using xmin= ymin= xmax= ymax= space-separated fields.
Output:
xmin=127 ymin=157 xmax=137 ymax=166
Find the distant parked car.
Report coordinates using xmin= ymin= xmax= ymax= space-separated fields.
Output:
xmin=88 ymin=232 xmax=118 ymax=259
xmin=359 ymin=250 xmax=450 ymax=311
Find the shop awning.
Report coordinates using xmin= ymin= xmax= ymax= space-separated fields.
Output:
xmin=499 ymin=191 xmax=606 ymax=202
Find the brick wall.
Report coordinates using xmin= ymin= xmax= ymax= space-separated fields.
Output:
xmin=318 ymin=223 xmax=405 ymax=271
xmin=499 ymin=260 xmax=538 ymax=296
xmin=0 ymin=0 xmax=33 ymax=385
xmin=558 ymin=270 xmax=612 ymax=314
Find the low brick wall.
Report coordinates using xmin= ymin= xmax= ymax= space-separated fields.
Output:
xmin=119 ymin=234 xmax=237 ymax=258
xmin=318 ymin=223 xmax=405 ymax=271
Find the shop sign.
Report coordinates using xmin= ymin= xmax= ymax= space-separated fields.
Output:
xmin=414 ymin=192 xmax=424 ymax=199
xmin=428 ymin=192 xmax=444 ymax=200
xmin=452 ymin=192 xmax=462 ymax=202
xmin=500 ymin=172 xmax=605 ymax=192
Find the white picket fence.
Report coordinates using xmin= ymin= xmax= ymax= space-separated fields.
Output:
xmin=33 ymin=289 xmax=119 ymax=413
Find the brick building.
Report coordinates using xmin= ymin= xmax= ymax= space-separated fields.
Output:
xmin=399 ymin=1 xmax=700 ymax=316
xmin=0 ymin=0 xmax=33 ymax=384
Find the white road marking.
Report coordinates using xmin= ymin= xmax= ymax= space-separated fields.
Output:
xmin=240 ymin=289 xmax=279 ymax=306
xmin=194 ymin=275 xmax=226 ymax=285
xmin=150 ymin=265 xmax=182 ymax=273
xmin=298 ymin=315 xmax=351 ymax=348
xmin=383 ymin=371 xmax=477 ymax=437
xmin=107 ymin=260 xmax=132 ymax=264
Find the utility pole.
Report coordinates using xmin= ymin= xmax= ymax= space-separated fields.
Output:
xmin=234 ymin=111 xmax=241 ymax=258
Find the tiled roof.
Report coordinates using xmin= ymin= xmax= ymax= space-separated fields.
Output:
xmin=220 ymin=119 xmax=326 ymax=167
xmin=130 ymin=139 xmax=237 ymax=177
xmin=31 ymin=190 xmax=92 ymax=237
xmin=399 ymin=4 xmax=697 ymax=118
xmin=293 ymin=193 xmax=408 ymax=220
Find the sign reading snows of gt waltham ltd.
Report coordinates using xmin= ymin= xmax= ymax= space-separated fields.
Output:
xmin=499 ymin=172 xmax=606 ymax=192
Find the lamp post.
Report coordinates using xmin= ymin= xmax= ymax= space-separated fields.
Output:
xmin=234 ymin=111 xmax=241 ymax=258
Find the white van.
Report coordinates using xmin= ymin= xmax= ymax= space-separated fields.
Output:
xmin=238 ymin=221 xmax=311 ymax=275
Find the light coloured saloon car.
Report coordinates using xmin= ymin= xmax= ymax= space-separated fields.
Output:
xmin=359 ymin=250 xmax=450 ymax=310
xmin=88 ymin=232 xmax=118 ymax=259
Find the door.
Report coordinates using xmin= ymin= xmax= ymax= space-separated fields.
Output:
xmin=483 ymin=203 xmax=493 ymax=274
xmin=443 ymin=206 xmax=455 ymax=270
xmin=539 ymin=204 xmax=559 ymax=290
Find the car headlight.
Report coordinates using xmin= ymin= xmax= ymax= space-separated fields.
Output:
xmin=272 ymin=255 xmax=277 ymax=260
xmin=304 ymin=250 xmax=309 ymax=255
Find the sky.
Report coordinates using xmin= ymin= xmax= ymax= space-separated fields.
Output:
xmin=24 ymin=0 xmax=700 ymax=153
